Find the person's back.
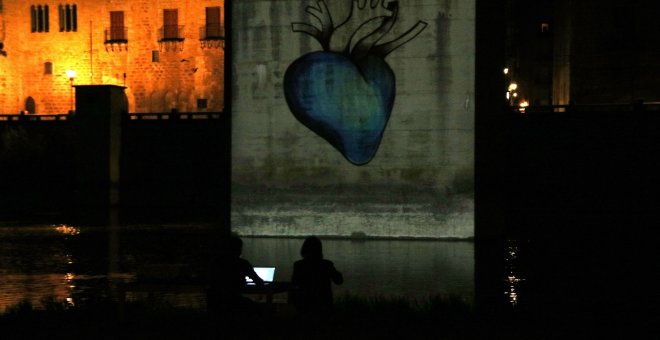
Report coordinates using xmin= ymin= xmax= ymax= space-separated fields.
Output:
xmin=291 ymin=236 xmax=343 ymax=313
xmin=215 ymin=255 xmax=257 ymax=303
xmin=207 ymin=235 xmax=264 ymax=311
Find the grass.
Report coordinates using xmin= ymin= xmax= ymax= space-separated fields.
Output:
xmin=5 ymin=292 xmax=629 ymax=339
xmin=0 ymin=294 xmax=492 ymax=340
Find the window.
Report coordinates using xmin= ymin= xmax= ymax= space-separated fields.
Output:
xmin=205 ymin=7 xmax=222 ymax=39
xmin=162 ymin=9 xmax=181 ymax=40
xmin=197 ymin=98 xmax=208 ymax=109
xmin=31 ymin=5 xmax=49 ymax=33
xmin=25 ymin=97 xmax=36 ymax=114
xmin=109 ymin=11 xmax=126 ymax=41
xmin=59 ymin=4 xmax=77 ymax=32
xmin=44 ymin=61 xmax=52 ymax=75
xmin=540 ymin=23 xmax=550 ymax=33
xmin=152 ymin=50 xmax=159 ymax=62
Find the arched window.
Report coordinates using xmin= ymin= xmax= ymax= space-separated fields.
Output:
xmin=72 ymin=5 xmax=77 ymax=31
xmin=59 ymin=3 xmax=77 ymax=32
xmin=37 ymin=6 xmax=43 ymax=32
xmin=30 ymin=5 xmax=49 ymax=32
xmin=25 ymin=97 xmax=36 ymax=114
xmin=31 ymin=6 xmax=37 ymax=32
xmin=65 ymin=5 xmax=71 ymax=31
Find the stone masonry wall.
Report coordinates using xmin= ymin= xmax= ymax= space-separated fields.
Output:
xmin=0 ymin=0 xmax=224 ymax=114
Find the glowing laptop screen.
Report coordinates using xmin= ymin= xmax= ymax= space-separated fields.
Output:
xmin=245 ymin=267 xmax=275 ymax=285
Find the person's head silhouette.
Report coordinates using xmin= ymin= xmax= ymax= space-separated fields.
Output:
xmin=222 ymin=234 xmax=243 ymax=258
xmin=300 ymin=236 xmax=323 ymax=260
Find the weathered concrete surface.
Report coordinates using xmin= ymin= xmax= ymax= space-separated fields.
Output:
xmin=232 ymin=187 xmax=473 ymax=239
xmin=232 ymin=0 xmax=475 ymax=239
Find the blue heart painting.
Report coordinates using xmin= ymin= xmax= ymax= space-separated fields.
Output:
xmin=284 ymin=0 xmax=427 ymax=165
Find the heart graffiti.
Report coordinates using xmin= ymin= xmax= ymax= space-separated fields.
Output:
xmin=284 ymin=0 xmax=427 ymax=165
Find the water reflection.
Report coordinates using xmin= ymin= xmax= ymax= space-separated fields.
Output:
xmin=504 ymin=239 xmax=526 ymax=307
xmin=243 ymin=238 xmax=475 ymax=303
xmin=64 ymin=273 xmax=76 ymax=306
xmin=0 ymin=224 xmax=475 ymax=311
xmin=58 ymin=224 xmax=79 ymax=307
xmin=54 ymin=225 xmax=80 ymax=236
xmin=0 ymin=224 xmax=82 ymax=310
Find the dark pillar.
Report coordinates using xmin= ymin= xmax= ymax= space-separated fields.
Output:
xmin=475 ymin=0 xmax=508 ymax=319
xmin=221 ymin=0 xmax=233 ymax=238
xmin=72 ymin=85 xmax=127 ymax=219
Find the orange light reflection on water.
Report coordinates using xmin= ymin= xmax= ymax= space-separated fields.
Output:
xmin=54 ymin=224 xmax=80 ymax=236
xmin=0 ymin=225 xmax=82 ymax=312
xmin=0 ymin=274 xmax=76 ymax=312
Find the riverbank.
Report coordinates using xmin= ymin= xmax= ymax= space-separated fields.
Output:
xmin=1 ymin=295 xmax=477 ymax=339
xmin=1 ymin=292 xmax=649 ymax=339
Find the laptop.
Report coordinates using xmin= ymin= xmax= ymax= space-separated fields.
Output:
xmin=245 ymin=267 xmax=275 ymax=285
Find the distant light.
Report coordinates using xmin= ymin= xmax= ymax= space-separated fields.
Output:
xmin=519 ymin=100 xmax=529 ymax=108
xmin=66 ymin=69 xmax=77 ymax=79
xmin=508 ymin=83 xmax=518 ymax=91
xmin=506 ymin=92 xmax=510 ymax=100
xmin=541 ymin=23 xmax=550 ymax=33
xmin=512 ymin=92 xmax=518 ymax=98
xmin=54 ymin=224 xmax=80 ymax=235
xmin=503 ymin=68 xmax=509 ymax=75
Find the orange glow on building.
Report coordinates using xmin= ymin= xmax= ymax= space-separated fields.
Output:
xmin=0 ymin=0 xmax=225 ymax=114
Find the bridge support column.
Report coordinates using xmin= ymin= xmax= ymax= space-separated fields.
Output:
xmin=73 ymin=85 xmax=127 ymax=215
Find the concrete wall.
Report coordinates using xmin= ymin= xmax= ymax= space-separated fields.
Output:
xmin=232 ymin=0 xmax=475 ymax=239
xmin=0 ymin=0 xmax=224 ymax=114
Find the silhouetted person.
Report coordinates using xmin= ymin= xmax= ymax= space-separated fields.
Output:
xmin=207 ymin=234 xmax=264 ymax=315
xmin=291 ymin=236 xmax=343 ymax=315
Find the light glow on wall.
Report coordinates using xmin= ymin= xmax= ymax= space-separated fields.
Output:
xmin=66 ymin=69 xmax=77 ymax=80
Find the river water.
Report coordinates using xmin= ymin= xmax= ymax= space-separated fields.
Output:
xmin=0 ymin=223 xmax=475 ymax=312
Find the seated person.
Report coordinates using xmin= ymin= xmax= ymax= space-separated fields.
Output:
xmin=207 ymin=234 xmax=264 ymax=312
xmin=291 ymin=236 xmax=343 ymax=314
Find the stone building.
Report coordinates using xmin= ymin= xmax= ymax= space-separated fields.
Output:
xmin=0 ymin=0 xmax=225 ymax=114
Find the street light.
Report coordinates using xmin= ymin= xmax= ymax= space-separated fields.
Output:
xmin=66 ymin=70 xmax=76 ymax=113
xmin=507 ymin=83 xmax=519 ymax=106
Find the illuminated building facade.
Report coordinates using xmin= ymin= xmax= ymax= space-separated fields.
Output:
xmin=0 ymin=0 xmax=224 ymax=114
